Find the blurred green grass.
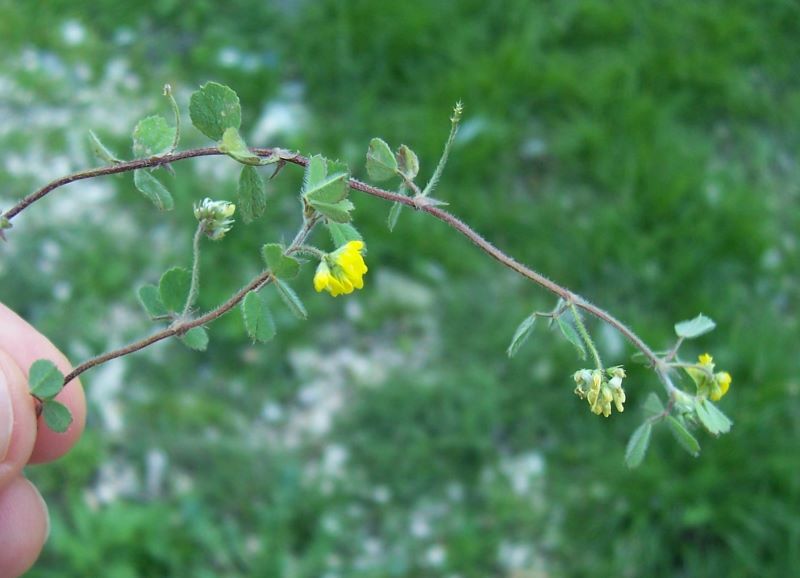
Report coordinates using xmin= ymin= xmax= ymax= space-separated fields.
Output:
xmin=1 ymin=1 xmax=798 ymax=576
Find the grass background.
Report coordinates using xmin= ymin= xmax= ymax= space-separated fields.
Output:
xmin=0 ymin=1 xmax=798 ymax=576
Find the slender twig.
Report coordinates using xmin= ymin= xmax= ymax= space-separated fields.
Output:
xmin=60 ymin=214 xmax=319 ymax=387
xmin=5 ymin=146 xmax=663 ymax=384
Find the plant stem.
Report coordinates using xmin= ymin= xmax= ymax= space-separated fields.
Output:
xmin=569 ymin=302 xmax=603 ymax=371
xmin=60 ymin=214 xmax=320 ymax=387
xmin=181 ymin=223 xmax=203 ymax=318
xmin=6 ymin=146 xmax=664 ymax=380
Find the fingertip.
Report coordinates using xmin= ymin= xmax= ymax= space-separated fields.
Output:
xmin=0 ymin=352 xmax=37 ymax=485
xmin=0 ymin=303 xmax=87 ymax=464
xmin=0 ymin=476 xmax=49 ymax=578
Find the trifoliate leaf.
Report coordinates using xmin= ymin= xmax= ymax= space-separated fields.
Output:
xmin=28 ymin=359 xmax=64 ymax=399
xmin=273 ymin=278 xmax=307 ymax=320
xmin=180 ymin=327 xmax=209 ymax=351
xmin=42 ymin=399 xmax=72 ymax=433
xmin=625 ymin=422 xmax=652 ymax=468
xmin=695 ymin=398 xmax=732 ymax=436
xmin=507 ymin=314 xmax=536 ymax=358
xmin=133 ymin=169 xmax=174 ymax=211
xmin=396 ymin=144 xmax=419 ymax=180
xmin=138 ymin=284 xmax=169 ymax=319
xmin=643 ymin=392 xmax=665 ymax=418
xmin=159 ymin=267 xmax=192 ymax=313
xmin=675 ymin=314 xmax=716 ymax=339
xmin=555 ymin=315 xmax=586 ymax=360
xmin=242 ymin=291 xmax=276 ymax=343
xmin=327 ymin=222 xmax=362 ymax=247
xmin=89 ymin=130 xmax=122 ymax=164
xmin=238 ymin=165 xmax=267 ymax=223
xmin=262 ymin=243 xmax=300 ymax=279
xmin=132 ymin=115 xmax=175 ymax=158
xmin=366 ymin=138 xmax=398 ymax=181
xmin=219 ymin=127 xmax=262 ymax=165
xmin=189 ymin=82 xmax=242 ymax=141
xmin=302 ymin=156 xmax=354 ymax=223
xmin=667 ymin=416 xmax=701 ymax=457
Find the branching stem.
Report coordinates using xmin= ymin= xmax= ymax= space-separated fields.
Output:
xmin=4 ymin=146 xmax=664 ymax=388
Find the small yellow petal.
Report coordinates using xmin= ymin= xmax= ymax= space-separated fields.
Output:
xmin=699 ymin=353 xmax=713 ymax=365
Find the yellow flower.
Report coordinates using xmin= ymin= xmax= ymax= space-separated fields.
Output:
xmin=314 ymin=241 xmax=368 ymax=297
xmin=711 ymin=371 xmax=732 ymax=401
xmin=573 ymin=367 xmax=626 ymax=417
xmin=687 ymin=353 xmax=732 ymax=401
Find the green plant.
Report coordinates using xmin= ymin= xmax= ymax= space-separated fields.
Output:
xmin=3 ymin=82 xmax=736 ymax=467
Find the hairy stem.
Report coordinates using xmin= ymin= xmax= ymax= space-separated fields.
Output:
xmin=5 ymin=146 xmax=663 ymax=385
xmin=181 ymin=223 xmax=204 ymax=318
xmin=60 ymin=214 xmax=319 ymax=387
xmin=569 ymin=302 xmax=603 ymax=371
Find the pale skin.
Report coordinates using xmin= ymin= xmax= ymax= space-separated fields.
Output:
xmin=0 ymin=303 xmax=86 ymax=578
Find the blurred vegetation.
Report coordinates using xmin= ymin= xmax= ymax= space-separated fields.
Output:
xmin=0 ymin=0 xmax=798 ymax=576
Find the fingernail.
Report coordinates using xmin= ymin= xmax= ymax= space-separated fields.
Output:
xmin=0 ymin=363 xmax=13 ymax=462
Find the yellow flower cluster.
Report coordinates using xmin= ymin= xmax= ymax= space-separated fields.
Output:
xmin=314 ymin=241 xmax=368 ymax=297
xmin=693 ymin=353 xmax=732 ymax=401
xmin=574 ymin=367 xmax=626 ymax=417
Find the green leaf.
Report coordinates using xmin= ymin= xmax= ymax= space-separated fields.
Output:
xmin=219 ymin=127 xmax=262 ymax=165
xmin=301 ymin=156 xmax=354 ymax=222
xmin=28 ymin=359 xmax=64 ymax=399
xmin=304 ymin=155 xmax=328 ymax=190
xmin=396 ymin=144 xmax=419 ymax=180
xmin=327 ymin=222 xmax=362 ymax=247
xmin=41 ymin=400 xmax=72 ymax=433
xmin=189 ymin=82 xmax=242 ymax=141
xmin=388 ymin=201 xmax=403 ymax=231
xmin=159 ymin=267 xmax=192 ymax=312
xmin=133 ymin=169 xmax=174 ymax=211
xmin=507 ymin=314 xmax=536 ymax=358
xmin=667 ymin=416 xmax=701 ymax=457
xmin=304 ymin=172 xmax=349 ymax=204
xmin=675 ymin=314 xmax=716 ymax=339
xmin=695 ymin=398 xmax=732 ymax=436
xmin=366 ymin=138 xmax=398 ymax=181
xmin=311 ymin=199 xmax=355 ymax=223
xmin=88 ymin=130 xmax=122 ymax=164
xmin=555 ymin=315 xmax=586 ymax=360
xmin=242 ymin=291 xmax=276 ymax=343
xmin=643 ymin=393 xmax=665 ymax=419
xmin=180 ymin=327 xmax=209 ymax=351
xmin=273 ymin=278 xmax=307 ymax=320
xmin=262 ymin=243 xmax=300 ymax=279
xmin=238 ymin=165 xmax=267 ymax=224
xmin=137 ymin=284 xmax=168 ymax=319
xmin=625 ymin=422 xmax=652 ymax=468
xmin=0 ymin=215 xmax=12 ymax=241
xmin=132 ymin=115 xmax=175 ymax=158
